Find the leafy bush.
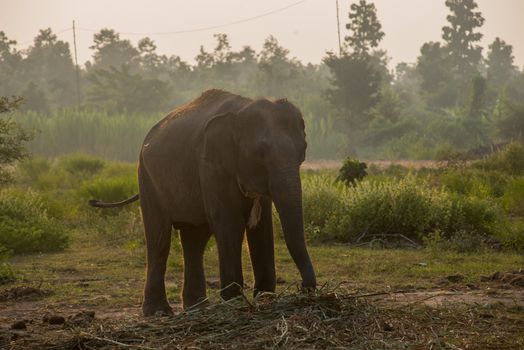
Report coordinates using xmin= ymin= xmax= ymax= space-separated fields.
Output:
xmin=439 ymin=168 xmax=508 ymax=198
xmin=502 ymin=177 xmax=524 ymax=216
xmin=78 ymin=175 xmax=138 ymax=216
xmin=301 ymin=174 xmax=347 ymax=240
xmin=17 ymin=157 xmax=51 ymax=182
xmin=0 ymin=244 xmax=15 ymax=284
xmin=301 ymin=174 xmax=501 ymax=245
xmin=0 ymin=190 xmax=68 ymax=254
xmin=337 ymin=157 xmax=367 ymax=186
xmin=59 ymin=153 xmax=105 ymax=176
xmin=474 ymin=142 xmax=524 ymax=175
xmin=323 ymin=178 xmax=439 ymax=242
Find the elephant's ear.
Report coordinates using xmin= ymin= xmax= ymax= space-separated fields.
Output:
xmin=202 ymin=112 xmax=238 ymax=171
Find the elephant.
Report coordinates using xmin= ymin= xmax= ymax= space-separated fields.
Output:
xmin=89 ymin=89 xmax=317 ymax=316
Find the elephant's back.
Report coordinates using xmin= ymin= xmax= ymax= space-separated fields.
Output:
xmin=143 ymin=89 xmax=245 ymax=149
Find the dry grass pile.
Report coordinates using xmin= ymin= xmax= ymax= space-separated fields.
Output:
xmin=6 ymin=286 xmax=524 ymax=349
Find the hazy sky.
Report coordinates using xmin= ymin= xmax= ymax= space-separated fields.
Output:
xmin=1 ymin=0 xmax=523 ymax=69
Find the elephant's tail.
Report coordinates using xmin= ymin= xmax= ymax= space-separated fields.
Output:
xmin=88 ymin=194 xmax=139 ymax=208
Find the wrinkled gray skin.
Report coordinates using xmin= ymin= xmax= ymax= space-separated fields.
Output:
xmin=92 ymin=89 xmax=316 ymax=316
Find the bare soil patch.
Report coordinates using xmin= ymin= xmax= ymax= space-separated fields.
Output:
xmin=1 ymin=281 xmax=523 ymax=349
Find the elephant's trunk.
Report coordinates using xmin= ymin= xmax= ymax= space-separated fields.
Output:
xmin=270 ymin=165 xmax=316 ymax=289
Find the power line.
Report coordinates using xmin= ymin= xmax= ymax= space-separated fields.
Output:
xmin=76 ymin=0 xmax=307 ymax=36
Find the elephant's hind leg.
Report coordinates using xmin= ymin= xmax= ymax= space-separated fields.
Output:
xmin=180 ymin=225 xmax=211 ymax=309
xmin=141 ymin=195 xmax=173 ymax=317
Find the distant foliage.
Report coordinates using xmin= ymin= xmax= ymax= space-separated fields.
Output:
xmin=2 ymin=0 xmax=524 ymax=160
xmin=337 ymin=157 xmax=368 ymax=186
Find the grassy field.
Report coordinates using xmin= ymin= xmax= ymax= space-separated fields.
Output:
xmin=1 ymin=231 xmax=523 ymax=349
xmin=1 ymin=150 xmax=524 ymax=348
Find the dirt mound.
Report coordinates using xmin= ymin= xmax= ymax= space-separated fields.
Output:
xmin=4 ymin=290 xmax=522 ymax=350
xmin=0 ymin=286 xmax=50 ymax=302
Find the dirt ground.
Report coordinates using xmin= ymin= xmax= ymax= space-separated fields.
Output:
xmin=1 ymin=241 xmax=523 ymax=349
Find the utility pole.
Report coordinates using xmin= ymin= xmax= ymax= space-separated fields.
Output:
xmin=336 ymin=0 xmax=342 ymax=55
xmin=72 ymin=20 xmax=81 ymax=110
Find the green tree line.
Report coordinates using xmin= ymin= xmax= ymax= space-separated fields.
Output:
xmin=1 ymin=0 xmax=524 ymax=159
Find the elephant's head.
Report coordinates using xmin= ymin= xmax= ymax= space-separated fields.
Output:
xmin=203 ymin=98 xmax=316 ymax=289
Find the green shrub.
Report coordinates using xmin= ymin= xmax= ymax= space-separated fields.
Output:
xmin=301 ymin=174 xmax=501 ymax=245
xmin=323 ymin=177 xmax=439 ymax=242
xmin=301 ymin=174 xmax=346 ymax=240
xmin=0 ymin=190 xmax=68 ymax=254
xmin=59 ymin=153 xmax=105 ymax=177
xmin=502 ymin=177 xmax=524 ymax=216
xmin=17 ymin=157 xmax=51 ymax=182
xmin=498 ymin=219 xmax=524 ymax=251
xmin=0 ymin=244 xmax=15 ymax=284
xmin=78 ymin=175 xmax=138 ymax=216
xmin=337 ymin=157 xmax=367 ymax=186
xmin=474 ymin=142 xmax=524 ymax=175
xmin=440 ymin=168 xmax=508 ymax=198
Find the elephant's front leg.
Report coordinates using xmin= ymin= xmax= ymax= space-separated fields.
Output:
xmin=246 ymin=198 xmax=276 ymax=297
xmin=201 ymin=164 xmax=246 ymax=300
xmin=213 ymin=216 xmax=245 ymax=300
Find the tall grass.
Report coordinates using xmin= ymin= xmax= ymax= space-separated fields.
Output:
xmin=17 ymin=110 xmax=161 ymax=161
xmin=17 ymin=109 xmax=347 ymax=162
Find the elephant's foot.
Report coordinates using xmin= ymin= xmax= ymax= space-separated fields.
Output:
xmin=183 ymin=297 xmax=209 ymax=310
xmin=142 ymin=301 xmax=173 ymax=317
xmin=220 ymin=284 xmax=243 ymax=301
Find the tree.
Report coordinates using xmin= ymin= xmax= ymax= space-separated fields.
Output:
xmin=195 ymin=46 xmax=214 ymax=69
xmin=486 ymin=37 xmax=517 ymax=88
xmin=493 ymin=95 xmax=524 ymax=142
xmin=0 ymin=97 xmax=32 ymax=184
xmin=258 ymin=35 xmax=301 ymax=97
xmin=463 ymin=75 xmax=488 ymax=144
xmin=344 ymin=0 xmax=384 ymax=56
xmin=212 ymin=33 xmax=233 ymax=65
xmin=0 ymin=32 xmax=22 ymax=96
xmin=442 ymin=0 xmax=485 ymax=79
xmin=324 ymin=0 xmax=387 ymax=143
xmin=20 ymin=82 xmax=50 ymax=114
xmin=324 ymin=53 xmax=383 ymax=123
xmin=416 ymin=42 xmax=457 ymax=108
xmin=23 ymin=28 xmax=77 ymax=109
xmin=138 ymin=37 xmax=163 ymax=75
xmin=89 ymin=29 xmax=139 ymax=70
xmin=87 ymin=65 xmax=169 ymax=113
